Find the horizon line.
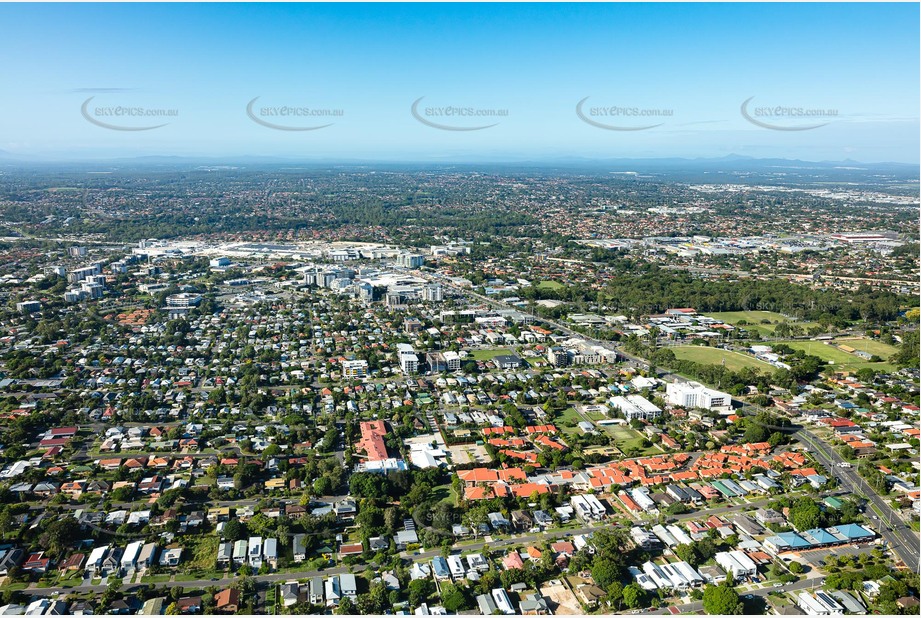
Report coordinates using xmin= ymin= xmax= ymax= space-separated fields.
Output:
xmin=1 ymin=154 xmax=919 ymax=168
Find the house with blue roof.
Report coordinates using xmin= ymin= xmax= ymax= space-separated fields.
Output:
xmin=721 ymin=479 xmax=747 ymax=496
xmin=833 ymin=523 xmax=875 ymax=541
xmin=806 ymin=474 xmax=828 ymax=489
xmin=431 ymin=556 xmax=450 ymax=580
xmin=802 ymin=528 xmax=840 ymax=546
xmin=765 ymin=523 xmax=876 ymax=554
xmin=764 ymin=532 xmax=812 ymax=553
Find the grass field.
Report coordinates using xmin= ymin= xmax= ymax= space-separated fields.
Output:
xmin=468 ymin=348 xmax=514 ymax=361
xmin=186 ymin=536 xmax=219 ymax=571
xmin=836 ymin=338 xmax=898 ymax=358
xmin=555 ymin=408 xmax=584 ymax=434
xmin=672 ymin=346 xmax=776 ymax=372
xmin=782 ymin=340 xmax=897 ymax=372
xmin=707 ymin=311 xmax=819 ymax=335
xmin=605 ymin=424 xmax=636 ymax=440
xmin=431 ymin=483 xmax=458 ymax=505
xmin=603 ymin=424 xmax=662 ymax=456
xmin=536 ymin=280 xmax=564 ymax=291
xmin=56 ymin=573 xmax=84 ymax=587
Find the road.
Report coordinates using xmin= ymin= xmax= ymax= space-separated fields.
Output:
xmin=420 ymin=273 xmax=641 ymax=367
xmin=432 ymin=272 xmax=919 ymax=573
xmin=25 ymin=523 xmax=607 ymax=596
xmin=794 ymin=427 xmax=920 ymax=573
xmin=424 ymin=274 xmax=705 ymax=389
xmin=25 ymin=565 xmax=354 ymax=596
xmin=33 ymin=274 xmax=907 ymax=594
xmin=731 ymin=398 xmax=919 ymax=573
xmin=735 ymin=398 xmax=919 ymax=573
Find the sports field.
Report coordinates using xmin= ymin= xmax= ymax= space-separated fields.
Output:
xmin=782 ymin=340 xmax=897 ymax=372
xmin=604 ymin=424 xmax=661 ymax=456
xmin=671 ymin=346 xmax=776 ymax=372
xmin=836 ymin=338 xmax=898 ymax=358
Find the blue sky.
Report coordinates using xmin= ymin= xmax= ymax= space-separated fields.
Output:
xmin=0 ymin=3 xmax=918 ymax=162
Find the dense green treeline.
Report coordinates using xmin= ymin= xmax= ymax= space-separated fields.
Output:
xmin=519 ymin=259 xmax=912 ymax=322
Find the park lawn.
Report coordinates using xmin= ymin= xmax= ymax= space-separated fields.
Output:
xmin=782 ymin=340 xmax=897 ymax=373
xmin=536 ymin=280 xmax=565 ymax=291
xmin=468 ymin=348 xmax=514 ymax=361
xmin=431 ymin=483 xmax=458 ymax=505
xmin=671 ymin=346 xmax=776 ymax=372
xmin=554 ymin=408 xmax=584 ymax=434
xmin=603 ymin=424 xmax=662 ymax=456
xmin=836 ymin=338 xmax=899 ymax=358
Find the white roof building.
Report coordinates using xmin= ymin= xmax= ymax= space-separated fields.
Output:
xmin=666 ymin=381 xmax=732 ymax=411
xmin=715 ymin=551 xmax=757 ymax=579
xmin=121 ymin=541 xmax=143 ymax=571
xmin=490 ymin=588 xmax=515 ymax=615
xmin=609 ymin=395 xmax=662 ymax=420
xmin=86 ymin=546 xmax=109 ymax=570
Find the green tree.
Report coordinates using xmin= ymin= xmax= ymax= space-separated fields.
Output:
xmin=439 ymin=583 xmax=469 ymax=612
xmin=788 ymin=497 xmax=822 ymax=532
xmin=674 ymin=543 xmax=699 ymax=566
xmin=607 ymin=581 xmax=625 ymax=609
xmin=350 ymin=472 xmax=388 ymax=499
xmin=365 ymin=582 xmax=390 ymax=614
xmin=591 ymin=558 xmax=621 ymax=592
xmin=622 ymin=583 xmax=645 ymax=609
xmin=408 ymin=578 xmax=435 ymax=607
xmin=262 ymin=444 xmax=281 ymax=458
xmin=100 ymin=578 xmax=122 ymax=610
xmin=702 ymin=584 xmax=743 ymax=615
xmin=43 ymin=516 xmax=81 ymax=556
xmin=222 ymin=519 xmax=245 ymax=541
xmin=313 ymin=476 xmax=334 ymax=496
xmin=335 ymin=597 xmax=356 ymax=615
